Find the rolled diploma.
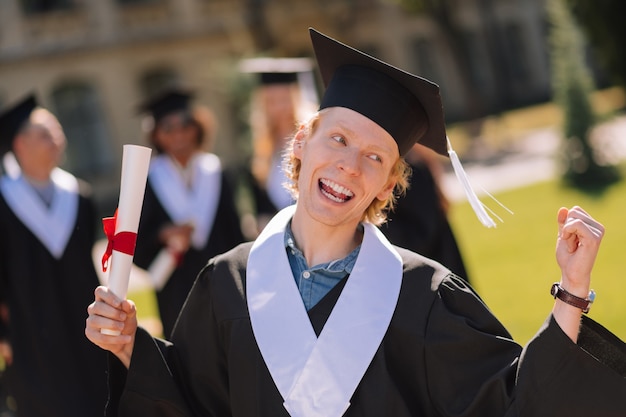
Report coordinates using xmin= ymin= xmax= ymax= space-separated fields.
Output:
xmin=102 ymin=144 xmax=152 ymax=335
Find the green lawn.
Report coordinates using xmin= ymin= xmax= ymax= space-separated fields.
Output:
xmin=449 ymin=165 xmax=626 ymax=344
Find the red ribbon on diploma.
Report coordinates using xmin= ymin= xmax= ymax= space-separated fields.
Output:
xmin=101 ymin=209 xmax=138 ymax=272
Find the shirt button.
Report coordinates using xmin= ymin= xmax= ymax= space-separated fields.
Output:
xmin=302 ymin=271 xmax=311 ymax=279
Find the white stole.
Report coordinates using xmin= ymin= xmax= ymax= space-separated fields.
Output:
xmin=0 ymin=167 xmax=79 ymax=259
xmin=148 ymin=153 xmax=221 ymax=249
xmin=247 ymin=205 xmax=403 ymax=417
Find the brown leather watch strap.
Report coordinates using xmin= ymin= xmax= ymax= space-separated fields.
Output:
xmin=550 ymin=282 xmax=595 ymax=313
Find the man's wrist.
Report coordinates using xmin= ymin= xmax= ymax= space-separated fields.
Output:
xmin=550 ymin=282 xmax=595 ymax=313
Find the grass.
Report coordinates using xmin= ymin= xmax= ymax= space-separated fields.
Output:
xmin=127 ymin=287 xmax=162 ymax=337
xmin=448 ymin=165 xmax=626 ymax=344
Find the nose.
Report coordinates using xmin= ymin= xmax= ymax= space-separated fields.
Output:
xmin=337 ymin=150 xmax=360 ymax=176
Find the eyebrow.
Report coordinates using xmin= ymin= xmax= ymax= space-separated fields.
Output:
xmin=339 ymin=123 xmax=396 ymax=156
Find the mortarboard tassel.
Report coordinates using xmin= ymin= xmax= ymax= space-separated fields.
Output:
xmin=447 ymin=137 xmax=503 ymax=228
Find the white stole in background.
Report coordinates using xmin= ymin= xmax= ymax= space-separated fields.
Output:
xmin=247 ymin=205 xmax=403 ymax=417
xmin=148 ymin=153 xmax=221 ymax=250
xmin=0 ymin=167 xmax=79 ymax=259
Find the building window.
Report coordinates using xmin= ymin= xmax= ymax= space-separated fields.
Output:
xmin=50 ymin=83 xmax=115 ymax=181
xmin=20 ymin=0 xmax=75 ymax=15
xmin=501 ymin=22 xmax=530 ymax=86
xmin=411 ymin=37 xmax=441 ymax=85
xmin=458 ymin=29 xmax=492 ymax=95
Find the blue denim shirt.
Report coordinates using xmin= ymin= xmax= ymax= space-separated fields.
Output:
xmin=285 ymin=223 xmax=360 ymax=311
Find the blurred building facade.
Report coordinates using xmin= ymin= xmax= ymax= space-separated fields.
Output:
xmin=0 ymin=0 xmax=551 ymax=214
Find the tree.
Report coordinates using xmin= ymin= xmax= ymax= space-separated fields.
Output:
xmin=547 ymin=0 xmax=620 ymax=189
xmin=566 ymin=0 xmax=626 ymax=92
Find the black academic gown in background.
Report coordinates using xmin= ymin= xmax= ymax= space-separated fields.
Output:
xmin=133 ymin=174 xmax=244 ymax=338
xmin=0 ymin=184 xmax=107 ymax=417
xmin=107 ymin=243 xmax=626 ymax=417
xmin=245 ymin=167 xmax=280 ymax=222
xmin=381 ymin=159 xmax=469 ymax=281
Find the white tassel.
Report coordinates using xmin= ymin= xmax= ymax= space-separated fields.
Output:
xmin=447 ymin=137 xmax=498 ymax=228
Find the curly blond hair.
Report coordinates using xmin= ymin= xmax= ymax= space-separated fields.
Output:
xmin=282 ymin=111 xmax=411 ymax=226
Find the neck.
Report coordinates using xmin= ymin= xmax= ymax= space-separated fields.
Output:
xmin=23 ymin=169 xmax=52 ymax=184
xmin=290 ymin=209 xmax=363 ymax=267
xmin=169 ymin=150 xmax=197 ymax=168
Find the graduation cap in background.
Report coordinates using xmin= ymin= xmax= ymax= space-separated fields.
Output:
xmin=239 ymin=57 xmax=320 ymax=109
xmin=309 ymin=27 xmax=505 ymax=227
xmin=239 ymin=57 xmax=315 ymax=85
xmin=137 ymin=88 xmax=195 ymax=123
xmin=0 ymin=93 xmax=38 ymax=155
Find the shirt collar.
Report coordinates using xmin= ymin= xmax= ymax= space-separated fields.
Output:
xmin=284 ymin=221 xmax=360 ymax=274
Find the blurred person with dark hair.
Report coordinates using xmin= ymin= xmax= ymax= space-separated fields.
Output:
xmin=0 ymin=94 xmax=106 ymax=416
xmin=133 ymin=88 xmax=244 ymax=338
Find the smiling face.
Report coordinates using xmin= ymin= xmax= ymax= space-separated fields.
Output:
xmin=152 ymin=111 xmax=202 ymax=164
xmin=292 ymin=107 xmax=400 ymax=232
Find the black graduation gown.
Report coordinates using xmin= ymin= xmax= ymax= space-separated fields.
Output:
xmin=107 ymin=242 xmax=626 ymax=417
xmin=381 ymin=160 xmax=469 ymax=281
xmin=133 ymin=173 xmax=244 ymax=338
xmin=0 ymin=184 xmax=107 ymax=417
xmin=246 ymin=168 xmax=280 ymax=221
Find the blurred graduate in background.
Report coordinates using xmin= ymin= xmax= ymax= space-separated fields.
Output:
xmin=238 ymin=57 xmax=319 ymax=237
xmin=0 ymin=93 xmax=106 ymax=417
xmin=133 ymin=88 xmax=244 ymax=338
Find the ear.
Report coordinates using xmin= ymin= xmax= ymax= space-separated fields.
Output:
xmin=376 ymin=177 xmax=396 ymax=202
xmin=292 ymin=125 xmax=307 ymax=160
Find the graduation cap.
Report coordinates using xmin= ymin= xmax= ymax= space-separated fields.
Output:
xmin=0 ymin=93 xmax=38 ymax=155
xmin=310 ymin=28 xmax=446 ymax=157
xmin=137 ymin=88 xmax=194 ymax=123
xmin=239 ymin=57 xmax=315 ymax=85
xmin=309 ymin=28 xmax=504 ymax=227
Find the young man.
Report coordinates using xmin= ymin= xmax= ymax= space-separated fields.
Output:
xmin=86 ymin=29 xmax=625 ymax=416
xmin=0 ymin=94 xmax=107 ymax=416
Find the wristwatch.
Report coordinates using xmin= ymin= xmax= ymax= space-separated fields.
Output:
xmin=550 ymin=282 xmax=595 ymax=313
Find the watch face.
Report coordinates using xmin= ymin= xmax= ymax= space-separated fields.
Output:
xmin=588 ymin=289 xmax=596 ymax=303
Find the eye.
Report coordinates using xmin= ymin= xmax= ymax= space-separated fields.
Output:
xmin=367 ymin=153 xmax=383 ymax=163
xmin=331 ymin=135 xmax=346 ymax=145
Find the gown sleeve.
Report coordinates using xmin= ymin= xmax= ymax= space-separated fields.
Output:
xmin=106 ymin=330 xmax=194 ymax=417
xmin=107 ymin=261 xmax=227 ymax=417
xmin=425 ymin=274 xmax=626 ymax=417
